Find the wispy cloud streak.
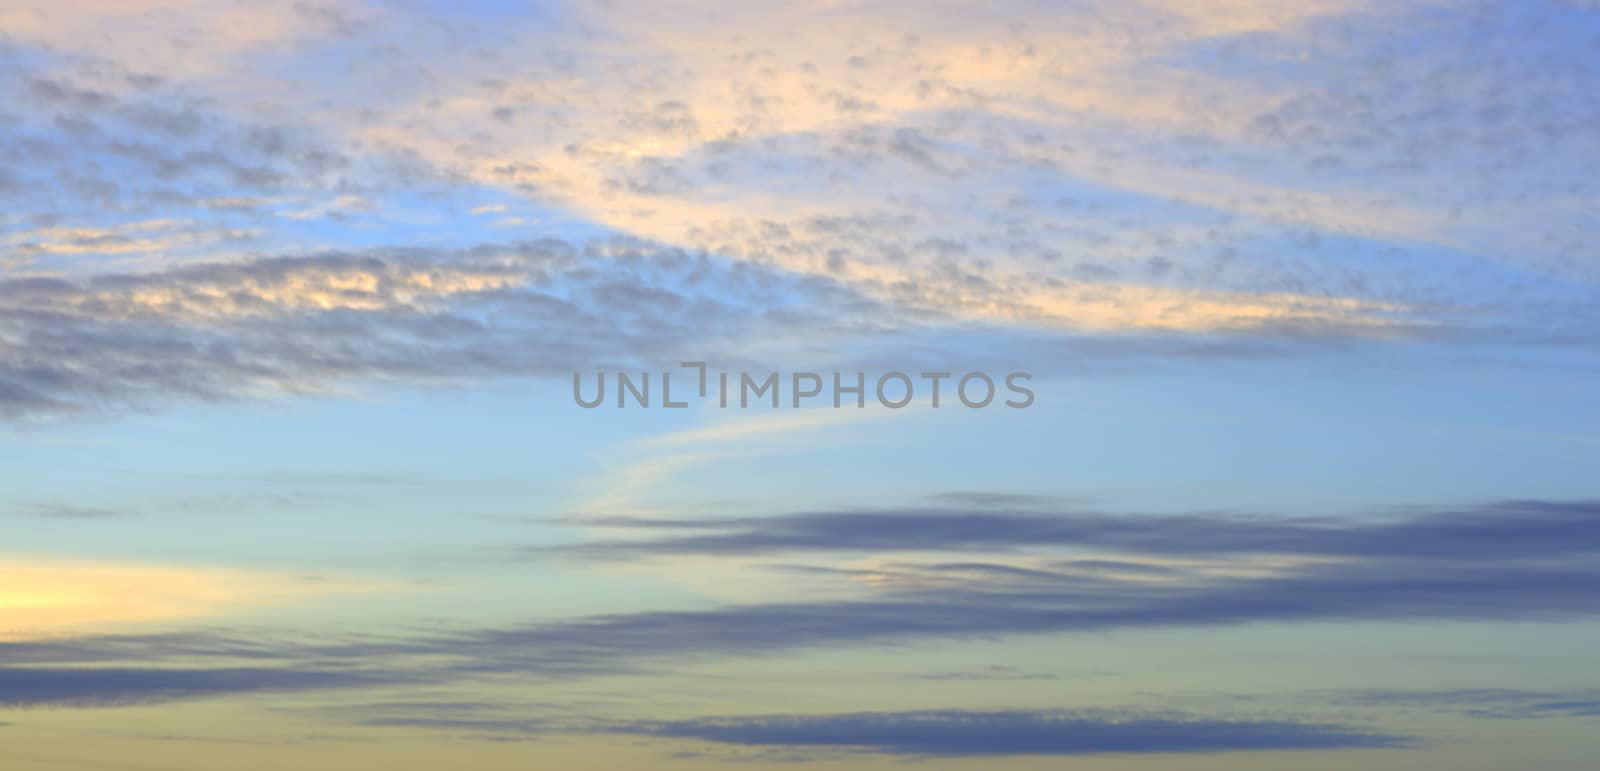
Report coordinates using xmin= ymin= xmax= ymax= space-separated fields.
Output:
xmin=593 ymin=709 xmax=1412 ymax=757
xmin=4 ymin=500 xmax=1596 ymax=690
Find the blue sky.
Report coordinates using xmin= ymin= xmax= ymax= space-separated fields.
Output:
xmin=2 ymin=1 xmax=1599 ymax=769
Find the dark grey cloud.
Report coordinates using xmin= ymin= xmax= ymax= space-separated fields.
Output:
xmin=0 ymin=666 xmax=404 ymax=709
xmin=412 ymin=566 xmax=1599 ymax=676
xmin=325 ymin=702 xmax=1409 ymax=757
xmin=556 ymin=499 xmax=1600 ymax=562
xmin=595 ymin=709 xmax=1411 ymax=757
xmin=0 ymin=631 xmax=330 ymax=667
xmin=327 ymin=500 xmax=1600 ymax=675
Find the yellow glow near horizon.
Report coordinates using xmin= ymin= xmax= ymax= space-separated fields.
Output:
xmin=0 ymin=556 xmax=381 ymax=641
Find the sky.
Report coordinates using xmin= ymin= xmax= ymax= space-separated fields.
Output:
xmin=1 ymin=0 xmax=1599 ymax=769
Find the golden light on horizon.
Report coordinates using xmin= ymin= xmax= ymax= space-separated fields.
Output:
xmin=0 ymin=556 xmax=380 ymax=641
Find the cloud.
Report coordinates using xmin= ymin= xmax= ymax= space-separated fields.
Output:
xmin=0 ymin=239 xmax=886 ymax=419
xmin=904 ymin=665 xmax=1063 ymax=682
xmin=316 ymin=0 xmax=1599 ymax=336
xmin=423 ymin=566 xmax=1596 ymax=674
xmin=0 ymin=531 xmax=1589 ymax=764
xmin=330 ymin=702 xmax=1410 ymax=757
xmin=0 ymin=666 xmax=400 ymax=709
xmin=2 ymin=230 xmax=1430 ymax=422
xmin=1331 ymin=689 xmax=1600 ymax=720
xmin=5 ymin=0 xmax=1597 ymax=426
xmin=19 ymin=0 xmax=1583 ymax=333
xmin=13 ymin=503 xmax=135 ymax=520
xmin=0 ymin=219 xmax=238 ymax=259
xmin=392 ymin=499 xmax=1600 ymax=673
xmin=552 ymin=498 xmax=1600 ymax=562
xmin=0 ymin=0 xmax=357 ymax=79
xmin=3 ymin=498 xmax=1598 ymax=690
xmin=0 ymin=55 xmax=389 ymax=234
xmin=595 ymin=709 xmax=1411 ymax=757
xmin=571 ymin=404 xmax=907 ymax=517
